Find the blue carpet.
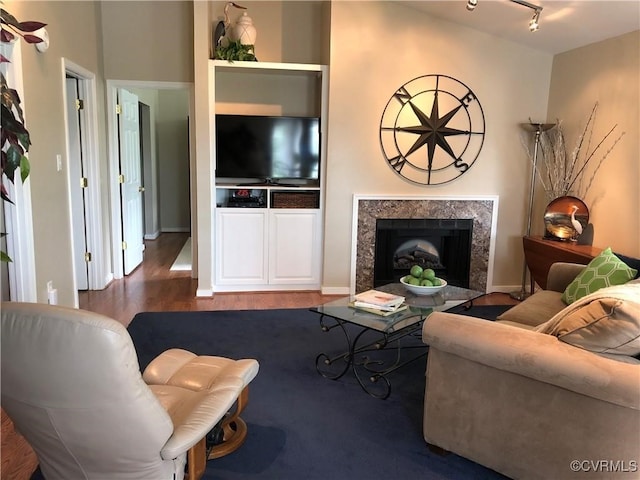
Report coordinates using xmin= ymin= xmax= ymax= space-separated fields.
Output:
xmin=30 ymin=305 xmax=512 ymax=479
xmin=125 ymin=305 xmax=511 ymax=480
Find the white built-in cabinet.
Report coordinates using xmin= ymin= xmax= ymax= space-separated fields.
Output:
xmin=210 ymin=60 xmax=328 ymax=292
xmin=214 ymin=195 xmax=322 ymax=288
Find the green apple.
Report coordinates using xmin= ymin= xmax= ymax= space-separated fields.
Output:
xmin=422 ymin=268 xmax=436 ymax=280
xmin=408 ymin=276 xmax=421 ymax=285
xmin=420 ymin=279 xmax=434 ymax=287
xmin=432 ymin=278 xmax=442 ymax=286
xmin=410 ymin=265 xmax=423 ymax=278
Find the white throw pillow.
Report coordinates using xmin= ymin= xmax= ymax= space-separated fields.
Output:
xmin=536 ymin=283 xmax=640 ymax=356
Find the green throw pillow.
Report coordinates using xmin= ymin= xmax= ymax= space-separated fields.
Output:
xmin=562 ymin=247 xmax=638 ymax=304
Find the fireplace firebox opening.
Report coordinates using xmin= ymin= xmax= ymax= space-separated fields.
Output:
xmin=373 ymin=218 xmax=473 ymax=288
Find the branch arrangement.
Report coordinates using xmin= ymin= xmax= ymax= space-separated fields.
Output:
xmin=522 ymin=103 xmax=625 ymax=201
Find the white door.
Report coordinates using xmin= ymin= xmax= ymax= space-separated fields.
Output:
xmin=215 ymin=209 xmax=268 ymax=286
xmin=66 ymin=77 xmax=89 ymax=289
xmin=269 ymin=210 xmax=321 ymax=285
xmin=117 ymin=88 xmax=144 ymax=274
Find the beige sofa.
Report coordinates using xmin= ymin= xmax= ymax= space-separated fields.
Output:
xmin=421 ymin=263 xmax=640 ymax=480
xmin=495 ymin=262 xmax=589 ymax=328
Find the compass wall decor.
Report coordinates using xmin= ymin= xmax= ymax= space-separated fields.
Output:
xmin=379 ymin=74 xmax=485 ymax=185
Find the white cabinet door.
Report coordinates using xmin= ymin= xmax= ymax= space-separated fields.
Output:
xmin=268 ymin=210 xmax=321 ymax=285
xmin=215 ymin=209 xmax=268 ymax=285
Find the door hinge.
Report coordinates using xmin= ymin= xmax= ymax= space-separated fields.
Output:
xmin=118 ymin=174 xmax=125 ymax=184
xmin=122 ymin=241 xmax=127 ymax=250
xmin=76 ymin=99 xmax=84 ymax=110
xmin=84 ymin=252 xmax=92 ymax=262
xmin=80 ymin=177 xmax=88 ymax=188
xmin=116 ymin=104 xmax=122 ymax=115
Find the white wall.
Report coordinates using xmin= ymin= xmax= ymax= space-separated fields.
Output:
xmin=194 ymin=1 xmax=555 ymax=295
xmin=8 ymin=0 xmax=108 ymax=306
xmin=100 ymin=1 xmax=193 ymax=83
xmin=128 ymin=88 xmax=190 ymax=235
xmin=14 ymin=0 xmax=634 ymax=304
xmin=546 ymin=31 xmax=639 ymax=257
xmin=322 ymin=2 xmax=553 ymax=292
xmin=157 ymin=89 xmax=190 ymax=232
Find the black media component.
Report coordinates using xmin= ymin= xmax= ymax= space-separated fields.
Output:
xmin=215 ymin=114 xmax=321 ymax=183
xmin=226 ymin=189 xmax=266 ymax=208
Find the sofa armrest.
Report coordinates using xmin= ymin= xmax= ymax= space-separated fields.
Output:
xmin=423 ymin=312 xmax=640 ymax=410
xmin=546 ymin=262 xmax=586 ymax=292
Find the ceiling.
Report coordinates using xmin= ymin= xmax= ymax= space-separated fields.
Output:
xmin=398 ymin=1 xmax=640 ymax=55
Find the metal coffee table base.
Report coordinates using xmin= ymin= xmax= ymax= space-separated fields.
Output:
xmin=314 ymin=313 xmax=427 ymax=399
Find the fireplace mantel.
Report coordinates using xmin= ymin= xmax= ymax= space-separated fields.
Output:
xmin=351 ymin=195 xmax=499 ymax=293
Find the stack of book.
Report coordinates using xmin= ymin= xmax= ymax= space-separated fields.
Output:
xmin=349 ymin=289 xmax=407 ymax=316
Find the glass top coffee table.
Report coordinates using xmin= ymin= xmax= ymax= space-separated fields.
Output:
xmin=311 ymin=283 xmax=484 ymax=399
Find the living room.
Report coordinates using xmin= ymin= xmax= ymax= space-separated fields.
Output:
xmin=2 ymin=2 xmax=639 ymax=479
xmin=1 ymin=0 xmax=638 ymax=307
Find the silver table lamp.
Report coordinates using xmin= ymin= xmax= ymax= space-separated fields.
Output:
xmin=510 ymin=122 xmax=556 ymax=301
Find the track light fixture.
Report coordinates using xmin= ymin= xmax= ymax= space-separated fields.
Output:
xmin=466 ymin=0 xmax=544 ymax=32
xmin=529 ymin=9 xmax=541 ymax=32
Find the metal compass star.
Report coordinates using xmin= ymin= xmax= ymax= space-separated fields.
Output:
xmin=380 ymin=74 xmax=485 ymax=185
xmin=396 ymin=90 xmax=469 ymax=171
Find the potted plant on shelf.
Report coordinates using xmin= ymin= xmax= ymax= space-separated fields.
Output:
xmin=1 ymin=8 xmax=46 ymax=261
xmin=213 ymin=2 xmax=257 ymax=62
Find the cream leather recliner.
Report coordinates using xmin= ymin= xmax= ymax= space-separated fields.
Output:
xmin=1 ymin=302 xmax=259 ymax=480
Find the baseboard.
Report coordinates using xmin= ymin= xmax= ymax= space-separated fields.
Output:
xmin=101 ymin=273 xmax=114 ymax=290
xmin=161 ymin=227 xmax=191 ymax=233
xmin=144 ymin=231 xmax=160 ymax=240
xmin=321 ymin=286 xmax=350 ymax=295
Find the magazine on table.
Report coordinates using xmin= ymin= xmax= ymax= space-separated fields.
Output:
xmin=348 ymin=301 xmax=408 ymax=316
xmin=353 ymin=289 xmax=405 ymax=311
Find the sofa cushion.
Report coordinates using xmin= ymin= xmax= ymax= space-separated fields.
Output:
xmin=496 ymin=290 xmax=566 ymax=327
xmin=561 ymin=247 xmax=638 ymax=304
xmin=537 ymin=283 xmax=640 ymax=356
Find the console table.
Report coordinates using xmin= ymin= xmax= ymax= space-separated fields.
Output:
xmin=523 ymin=236 xmax=602 ymax=290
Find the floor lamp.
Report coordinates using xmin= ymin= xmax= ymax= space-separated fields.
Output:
xmin=510 ymin=122 xmax=555 ymax=301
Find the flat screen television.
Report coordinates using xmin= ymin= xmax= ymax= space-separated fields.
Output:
xmin=215 ymin=114 xmax=320 ymax=184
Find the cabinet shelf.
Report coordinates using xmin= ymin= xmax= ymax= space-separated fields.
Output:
xmin=210 ymin=60 xmax=327 ymax=291
xmin=211 ymin=60 xmax=325 ymax=75
xmin=216 ymin=186 xmax=320 ymax=209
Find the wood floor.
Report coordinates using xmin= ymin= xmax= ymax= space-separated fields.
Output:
xmin=78 ymin=232 xmax=346 ymax=327
xmin=2 ymin=232 xmax=517 ymax=479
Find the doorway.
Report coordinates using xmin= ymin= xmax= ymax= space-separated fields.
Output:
xmin=65 ymin=75 xmax=90 ymax=289
xmin=106 ymin=81 xmax=194 ymax=280
xmin=63 ymin=60 xmax=107 ymax=305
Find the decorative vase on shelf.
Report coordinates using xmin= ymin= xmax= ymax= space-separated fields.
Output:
xmin=543 ymin=195 xmax=589 ymax=242
xmin=230 ymin=12 xmax=257 ymax=46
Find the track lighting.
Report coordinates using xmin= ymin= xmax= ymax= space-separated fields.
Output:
xmin=529 ymin=9 xmax=541 ymax=32
xmin=465 ymin=0 xmax=543 ymax=32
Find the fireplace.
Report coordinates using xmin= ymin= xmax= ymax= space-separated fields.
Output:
xmin=352 ymin=195 xmax=498 ymax=293
xmin=373 ymin=218 xmax=473 ymax=288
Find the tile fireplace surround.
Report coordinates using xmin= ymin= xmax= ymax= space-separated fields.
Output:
xmin=352 ymin=195 xmax=498 ymax=293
